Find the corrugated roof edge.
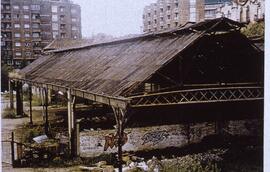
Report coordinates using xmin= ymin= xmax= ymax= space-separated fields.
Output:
xmin=48 ymin=17 xmax=243 ymax=54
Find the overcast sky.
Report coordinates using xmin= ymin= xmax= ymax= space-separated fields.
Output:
xmin=72 ymin=0 xmax=156 ymax=38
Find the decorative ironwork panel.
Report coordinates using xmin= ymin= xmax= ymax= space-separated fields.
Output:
xmin=130 ymin=87 xmax=263 ymax=107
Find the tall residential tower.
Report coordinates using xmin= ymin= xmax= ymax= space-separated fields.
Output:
xmin=1 ymin=0 xmax=81 ymax=68
xmin=142 ymin=0 xmax=205 ymax=33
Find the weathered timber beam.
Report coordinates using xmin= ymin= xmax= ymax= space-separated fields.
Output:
xmin=11 ymin=79 xmax=130 ymax=109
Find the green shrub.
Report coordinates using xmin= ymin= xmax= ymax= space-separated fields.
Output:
xmin=241 ymin=21 xmax=264 ymax=37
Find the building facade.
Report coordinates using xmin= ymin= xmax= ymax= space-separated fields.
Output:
xmin=204 ymin=0 xmax=265 ymax=22
xmin=142 ymin=0 xmax=205 ymax=33
xmin=1 ymin=0 xmax=81 ymax=69
xmin=204 ymin=0 xmax=231 ymax=20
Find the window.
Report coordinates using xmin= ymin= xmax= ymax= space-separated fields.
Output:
xmin=24 ymin=24 xmax=30 ymax=29
xmin=14 ymin=33 xmax=21 ymax=38
xmin=154 ymin=19 xmax=157 ymax=24
xmin=148 ymin=13 xmax=151 ymax=17
xmin=167 ymin=15 xmax=171 ymax=19
xmin=154 ymin=10 xmax=157 ymax=15
xmin=167 ymin=6 xmax=170 ymax=11
xmin=205 ymin=10 xmax=215 ymax=16
xmin=71 ymin=8 xmax=77 ymax=14
xmin=32 ymin=13 xmax=40 ymax=19
xmin=160 ymin=17 xmax=164 ymax=21
xmin=167 ymin=24 xmax=170 ymax=28
xmin=60 ymin=6 xmax=64 ymax=12
xmin=23 ymin=5 xmax=29 ymax=10
xmin=15 ymin=42 xmax=21 ymax=47
xmin=52 ymin=5 xmax=58 ymax=13
xmin=31 ymin=5 xmax=40 ymax=10
xmin=24 ymin=33 xmax=30 ymax=37
xmin=53 ymin=31 xmax=58 ymax=39
xmin=52 ymin=23 xmax=58 ymax=30
xmin=143 ymin=14 xmax=145 ymax=19
xmin=1 ymin=41 xmax=6 ymax=46
xmin=24 ymin=14 xmax=30 ymax=19
xmin=189 ymin=0 xmax=196 ymax=22
xmin=71 ymin=26 xmax=77 ymax=30
xmin=15 ymin=60 xmax=21 ymax=65
xmin=60 ymin=24 xmax=66 ymax=29
xmin=13 ymin=14 xmax=20 ymax=19
xmin=32 ymin=32 xmax=40 ymax=38
xmin=148 ymin=21 xmax=151 ymax=25
xmin=32 ymin=23 xmax=40 ymax=29
xmin=71 ymin=18 xmax=77 ymax=22
xmin=160 ymin=8 xmax=163 ymax=12
xmin=15 ymin=52 xmax=22 ymax=56
xmin=60 ymin=15 xmax=65 ymax=21
xmin=33 ymin=42 xmax=40 ymax=47
xmin=13 ymin=5 xmax=19 ymax=10
xmin=25 ymin=52 xmax=31 ymax=56
xmin=175 ymin=3 xmax=179 ymax=7
xmin=5 ymin=5 xmax=11 ymax=10
xmin=61 ymin=33 xmax=66 ymax=38
xmin=25 ymin=42 xmax=31 ymax=47
xmin=175 ymin=22 xmax=178 ymax=26
xmin=14 ymin=24 xmax=20 ymax=28
xmin=52 ymin=15 xmax=58 ymax=22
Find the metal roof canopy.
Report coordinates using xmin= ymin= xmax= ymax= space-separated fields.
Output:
xmin=10 ymin=18 xmax=248 ymax=108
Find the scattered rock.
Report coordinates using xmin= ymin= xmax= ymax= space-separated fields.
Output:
xmin=95 ymin=161 xmax=107 ymax=167
xmin=102 ymin=165 xmax=115 ymax=172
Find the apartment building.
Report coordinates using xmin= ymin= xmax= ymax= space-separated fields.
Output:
xmin=204 ymin=0 xmax=265 ymax=23
xmin=142 ymin=0 xmax=205 ymax=33
xmin=1 ymin=0 xmax=81 ymax=69
xmin=204 ymin=0 xmax=231 ymax=20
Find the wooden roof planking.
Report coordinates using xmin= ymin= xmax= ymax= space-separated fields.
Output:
xmin=12 ymin=18 xmax=246 ymax=108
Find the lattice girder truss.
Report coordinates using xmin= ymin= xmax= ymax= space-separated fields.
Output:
xmin=130 ymin=86 xmax=263 ymax=107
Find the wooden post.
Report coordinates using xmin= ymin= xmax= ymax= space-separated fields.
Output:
xmin=9 ymin=79 xmax=14 ymax=109
xmin=16 ymin=81 xmax=23 ymax=117
xmin=29 ymin=85 xmax=33 ymax=125
xmin=11 ymin=132 xmax=15 ymax=167
xmin=44 ymin=88 xmax=49 ymax=135
xmin=67 ymin=89 xmax=75 ymax=155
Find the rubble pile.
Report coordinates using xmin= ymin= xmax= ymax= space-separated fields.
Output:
xmin=79 ymin=148 xmax=227 ymax=172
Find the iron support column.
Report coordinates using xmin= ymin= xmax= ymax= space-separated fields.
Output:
xmin=43 ymin=88 xmax=49 ymax=135
xmin=15 ymin=81 xmax=23 ymax=117
xmin=9 ymin=79 xmax=14 ymax=109
xmin=29 ymin=85 xmax=33 ymax=125
xmin=112 ymin=107 xmax=127 ymax=172
xmin=67 ymin=89 xmax=76 ymax=156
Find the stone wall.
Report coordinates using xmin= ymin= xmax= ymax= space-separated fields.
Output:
xmin=80 ymin=119 xmax=261 ymax=157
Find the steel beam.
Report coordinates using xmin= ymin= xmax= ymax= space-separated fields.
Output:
xmin=12 ymin=79 xmax=130 ymax=109
xmin=130 ymin=86 xmax=263 ymax=107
